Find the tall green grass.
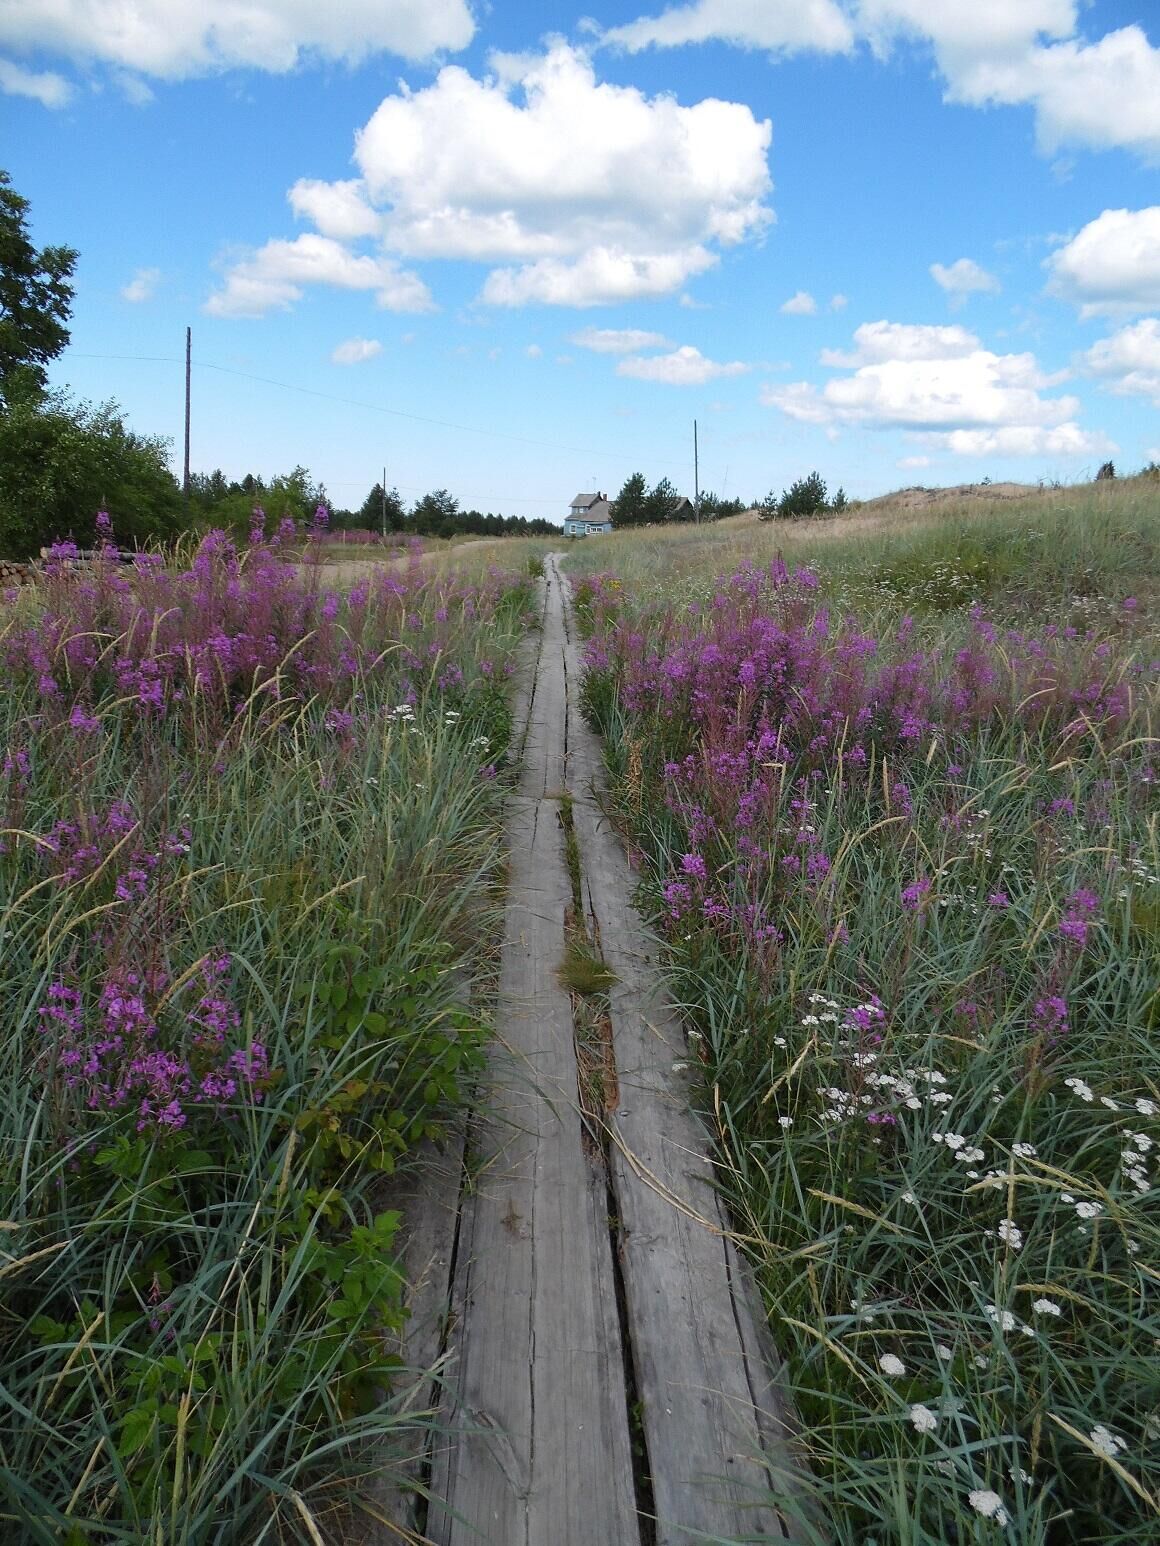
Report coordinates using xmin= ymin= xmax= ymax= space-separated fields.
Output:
xmin=568 ymin=484 xmax=1160 ymax=1544
xmin=0 ymin=555 xmax=533 ymax=1542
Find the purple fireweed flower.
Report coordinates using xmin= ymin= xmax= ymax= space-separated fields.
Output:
xmin=1058 ymin=915 xmax=1088 ymax=949
xmin=900 ymin=877 xmax=931 ymax=910
xmin=987 ymin=891 xmax=1009 ymax=909
xmin=68 ymin=704 xmax=102 ymax=735
xmin=681 ymin=852 xmax=708 ymax=881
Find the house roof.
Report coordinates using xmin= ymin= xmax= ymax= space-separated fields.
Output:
xmin=569 ymin=492 xmax=603 ymax=509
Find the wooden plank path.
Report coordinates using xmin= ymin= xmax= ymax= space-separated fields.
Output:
xmin=382 ymin=558 xmax=817 ymax=1546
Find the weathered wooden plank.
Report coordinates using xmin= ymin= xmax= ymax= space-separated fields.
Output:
xmin=554 ymin=554 xmax=820 ymax=1546
xmin=426 ymin=574 xmax=641 ymax=1546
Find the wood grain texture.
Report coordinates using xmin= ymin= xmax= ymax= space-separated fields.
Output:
xmin=427 ymin=569 xmax=641 ymax=1546
xmin=554 ymin=554 xmax=820 ymax=1546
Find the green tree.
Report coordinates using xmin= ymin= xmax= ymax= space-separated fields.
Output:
xmin=612 ymin=471 xmax=647 ymax=529
xmin=0 ymin=390 xmax=182 ymax=558
xmin=774 ymin=471 xmax=829 ymax=519
xmin=645 ymin=477 xmax=680 ymax=524
xmin=411 ymin=488 xmax=459 ymax=536
xmin=356 ymin=482 xmax=405 ymax=532
xmin=0 ymin=169 xmax=77 ymax=404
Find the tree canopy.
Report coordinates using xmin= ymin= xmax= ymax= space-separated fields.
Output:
xmin=0 ymin=169 xmax=77 ymax=404
xmin=0 ymin=391 xmax=182 ymax=558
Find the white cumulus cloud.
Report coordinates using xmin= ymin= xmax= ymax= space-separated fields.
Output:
xmin=0 ymin=0 xmax=474 ymax=87
xmin=121 ymin=267 xmax=161 ymax=303
xmin=931 ymin=257 xmax=1001 ymax=303
xmin=219 ymin=45 xmax=771 ymax=314
xmin=571 ymin=327 xmax=673 ymax=353
xmin=1046 ymin=207 xmax=1160 ymax=318
xmin=0 ymin=55 xmax=71 ymax=106
xmin=946 ymin=25 xmax=1160 ymax=162
xmin=347 ymin=44 xmax=771 ymax=306
xmin=763 ymin=318 xmax=1110 ymax=457
xmin=617 ymin=344 xmax=748 ymax=385
xmin=820 ymin=320 xmax=980 ymax=367
xmin=601 ymin=2 xmax=1160 ymax=164
xmin=780 ymin=289 xmax=818 ymax=315
xmin=1082 ymin=318 xmax=1160 ymax=406
xmin=331 ymin=336 xmax=382 ymax=365
xmin=289 ymin=179 xmax=381 ymax=240
xmin=603 ymin=0 xmax=854 ymax=55
xmin=206 ymin=233 xmax=433 ymax=318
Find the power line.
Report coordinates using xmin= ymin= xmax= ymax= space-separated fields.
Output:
xmin=66 ymin=350 xmax=690 ymax=465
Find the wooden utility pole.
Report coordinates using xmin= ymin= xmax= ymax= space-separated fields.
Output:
xmin=693 ymin=418 xmax=700 ymax=524
xmin=183 ymin=326 xmax=191 ymax=503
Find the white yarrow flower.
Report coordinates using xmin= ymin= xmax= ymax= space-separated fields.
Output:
xmin=996 ymin=1219 xmax=1023 ymax=1249
xmin=968 ymin=1489 xmax=1009 ymax=1525
xmin=879 ymin=1353 xmax=906 ymax=1378
xmin=909 ymin=1403 xmax=938 ymax=1434
xmin=1031 ymin=1298 xmax=1062 ymax=1316
xmin=1089 ymin=1425 xmax=1127 ymax=1460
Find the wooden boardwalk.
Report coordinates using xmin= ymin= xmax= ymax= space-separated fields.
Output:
xmin=383 ymin=557 xmax=816 ymax=1546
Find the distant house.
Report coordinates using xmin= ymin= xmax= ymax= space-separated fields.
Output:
xmin=564 ymin=491 xmax=614 ymax=537
xmin=666 ymin=496 xmax=696 ymax=522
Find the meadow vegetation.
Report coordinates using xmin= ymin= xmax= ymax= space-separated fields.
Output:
xmin=567 ymin=478 xmax=1160 ymax=1544
xmin=0 ymin=517 xmax=536 ymax=1542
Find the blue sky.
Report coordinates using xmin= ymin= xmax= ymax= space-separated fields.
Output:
xmin=4 ymin=1 xmax=1160 ymax=520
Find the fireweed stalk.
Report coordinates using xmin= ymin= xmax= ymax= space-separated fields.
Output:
xmin=575 ymin=549 xmax=1159 ymax=1545
xmin=0 ymin=525 xmax=536 ymax=1542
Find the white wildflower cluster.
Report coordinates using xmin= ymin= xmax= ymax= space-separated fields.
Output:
xmin=1064 ymin=1076 xmax=1094 ymax=1102
xmin=931 ymin=1129 xmax=989 ymax=1178
xmin=1115 ymin=852 xmax=1160 ymax=899
xmin=878 ymin=1353 xmax=906 ymax=1378
xmin=867 ymin=1067 xmax=952 ymax=1111
xmin=909 ymin=1402 xmax=938 ymax=1433
xmin=385 ymin=702 xmax=420 ymax=732
xmin=1120 ymin=1130 xmax=1155 ymax=1196
xmin=968 ymin=1489 xmax=1010 ymax=1526
xmin=802 ymin=991 xmax=841 ymax=1026
xmin=982 ymin=1304 xmax=1037 ymax=1340
xmin=1089 ymin=1425 xmax=1128 ymax=1460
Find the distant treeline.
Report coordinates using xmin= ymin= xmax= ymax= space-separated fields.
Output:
xmin=188 ymin=469 xmax=559 ymax=540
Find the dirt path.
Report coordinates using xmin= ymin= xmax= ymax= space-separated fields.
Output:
xmin=384 ymin=556 xmax=812 ymax=1545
